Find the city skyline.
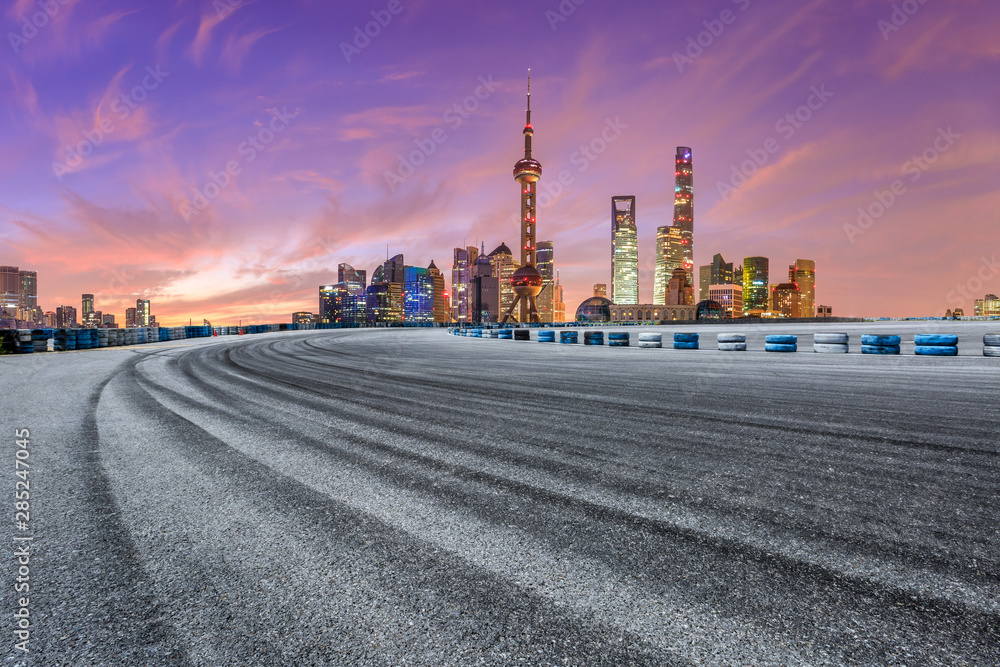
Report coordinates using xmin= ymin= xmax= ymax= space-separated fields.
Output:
xmin=2 ymin=2 xmax=999 ymax=323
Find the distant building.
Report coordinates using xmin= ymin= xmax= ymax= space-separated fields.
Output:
xmin=554 ymin=272 xmax=566 ymax=322
xmin=699 ymin=253 xmax=734 ymax=302
xmin=610 ymin=303 xmax=696 ymax=323
xmin=452 ymin=246 xmax=478 ymax=323
xmin=654 ymin=225 xmax=685 ymax=304
xmin=56 ymin=305 xmax=77 ymax=328
xmin=136 ymin=299 xmax=150 ymax=326
xmin=19 ymin=270 xmax=37 ymax=315
xmin=125 ymin=307 xmax=137 ymax=327
xmin=593 ymin=283 xmax=607 ymax=298
xmin=292 ymin=312 xmax=313 ymax=324
xmin=536 ymin=241 xmax=554 ymax=323
xmin=666 ymin=267 xmax=694 ymax=306
xmin=576 ymin=297 xmax=613 ymax=323
xmin=82 ymin=294 xmax=95 ymax=325
xmin=319 ymin=285 xmax=338 ymax=323
xmin=470 ymin=251 xmax=499 ymax=324
xmin=817 ymin=305 xmax=833 ymax=319
xmin=673 ymin=147 xmax=694 ymax=285
xmin=611 ymin=196 xmax=638 ymax=304
xmin=102 ymin=313 xmax=117 ymax=327
xmin=427 ymin=261 xmax=448 ymax=323
xmin=709 ymin=283 xmax=743 ymax=319
xmin=771 ymin=282 xmax=802 ymax=318
xmin=404 ymin=266 xmax=435 ymax=324
xmin=487 ymin=242 xmax=519 ymax=316
xmin=742 ymin=257 xmax=769 ymax=313
xmin=789 ymin=259 xmax=816 ymax=317
xmin=43 ymin=311 xmax=56 ymax=327
xmin=0 ymin=266 xmax=20 ymax=317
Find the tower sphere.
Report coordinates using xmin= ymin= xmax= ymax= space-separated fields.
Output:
xmin=514 ymin=158 xmax=542 ymax=183
xmin=510 ymin=265 xmax=543 ymax=298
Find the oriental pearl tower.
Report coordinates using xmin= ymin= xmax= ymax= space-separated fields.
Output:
xmin=501 ymin=70 xmax=544 ymax=324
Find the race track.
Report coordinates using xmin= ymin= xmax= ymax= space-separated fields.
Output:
xmin=2 ymin=325 xmax=999 ymax=665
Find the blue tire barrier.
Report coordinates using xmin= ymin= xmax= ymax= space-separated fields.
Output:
xmin=765 ymin=343 xmax=797 ymax=353
xmin=814 ymin=333 xmax=849 ymax=345
xmin=17 ymin=331 xmax=33 ymax=354
xmin=915 ymin=345 xmax=958 ymax=356
xmin=514 ymin=329 xmax=530 ymax=341
xmin=674 ymin=333 xmax=699 ymax=343
xmin=608 ymin=340 xmax=629 ymax=347
xmin=608 ymin=332 xmax=629 ymax=342
xmin=498 ymin=330 xmax=513 ymax=340
xmin=674 ymin=341 xmax=699 ymax=350
xmin=584 ymin=331 xmax=604 ymax=346
xmin=862 ymin=344 xmax=900 ymax=355
xmin=717 ymin=333 xmax=746 ymax=344
xmin=984 ymin=346 xmax=1000 ymax=357
xmin=53 ymin=330 xmax=67 ymax=352
xmin=637 ymin=333 xmax=661 ymax=348
xmin=65 ymin=330 xmax=77 ymax=351
xmin=538 ymin=331 xmax=556 ymax=342
xmin=813 ymin=343 xmax=849 ymax=354
xmin=718 ymin=342 xmax=747 ymax=352
xmin=31 ymin=329 xmax=48 ymax=353
xmin=984 ymin=334 xmax=1000 ymax=347
xmin=914 ymin=334 xmax=958 ymax=347
xmin=765 ymin=335 xmax=797 ymax=345
xmin=862 ymin=335 xmax=900 ymax=346
xmin=559 ymin=331 xmax=578 ymax=344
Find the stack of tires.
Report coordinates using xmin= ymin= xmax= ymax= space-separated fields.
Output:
xmin=637 ymin=332 xmax=661 ymax=348
xmin=17 ymin=330 xmax=33 ymax=354
xmin=914 ymin=334 xmax=958 ymax=357
xmin=608 ymin=331 xmax=629 ymax=347
xmin=717 ymin=333 xmax=746 ymax=351
xmin=584 ymin=331 xmax=604 ymax=346
xmin=471 ymin=328 xmax=483 ymax=338
xmin=674 ymin=333 xmax=698 ymax=350
xmin=538 ymin=330 xmax=555 ymax=343
xmin=514 ymin=329 xmax=530 ymax=341
xmin=53 ymin=329 xmax=67 ymax=351
xmin=76 ymin=330 xmax=91 ymax=350
xmin=98 ymin=329 xmax=109 ymax=348
xmin=559 ymin=331 xmax=578 ymax=345
xmin=813 ymin=333 xmax=849 ymax=354
xmin=765 ymin=335 xmax=797 ymax=353
xmin=861 ymin=334 xmax=900 ymax=355
xmin=65 ymin=329 xmax=77 ymax=351
xmin=985 ymin=333 xmax=1000 ymax=357
xmin=498 ymin=329 xmax=513 ymax=340
xmin=483 ymin=329 xmax=499 ymax=339
xmin=31 ymin=329 xmax=48 ymax=353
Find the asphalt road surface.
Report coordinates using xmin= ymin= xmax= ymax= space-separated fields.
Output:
xmin=2 ymin=323 xmax=999 ymax=665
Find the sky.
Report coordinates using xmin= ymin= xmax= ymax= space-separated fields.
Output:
xmin=1 ymin=0 xmax=999 ymax=325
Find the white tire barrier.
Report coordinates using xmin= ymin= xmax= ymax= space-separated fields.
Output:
xmin=813 ymin=343 xmax=849 ymax=354
xmin=717 ymin=333 xmax=745 ymax=344
xmin=814 ymin=333 xmax=849 ymax=345
xmin=638 ymin=333 xmax=661 ymax=349
xmin=718 ymin=342 xmax=747 ymax=352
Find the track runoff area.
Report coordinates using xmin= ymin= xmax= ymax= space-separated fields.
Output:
xmin=1 ymin=320 xmax=997 ymax=665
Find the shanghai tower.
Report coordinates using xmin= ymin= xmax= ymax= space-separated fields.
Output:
xmin=673 ymin=146 xmax=693 ymax=283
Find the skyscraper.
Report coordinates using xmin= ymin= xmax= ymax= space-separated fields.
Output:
xmin=0 ymin=266 xmax=18 ymax=317
xmin=502 ymin=71 xmax=544 ymax=324
xmin=789 ymin=259 xmax=816 ymax=317
xmin=536 ymin=240 xmax=554 ymax=323
xmin=427 ymin=260 xmax=447 ymax=323
xmin=699 ymin=253 xmax=734 ymax=301
xmin=488 ymin=242 xmax=519 ymax=316
xmin=82 ymin=294 xmax=95 ymax=325
xmin=771 ymin=282 xmax=802 ymax=318
xmin=742 ymin=257 xmax=769 ymax=313
xmin=554 ymin=272 xmax=566 ymax=322
xmin=611 ymin=195 xmax=638 ymax=304
xmin=673 ymin=147 xmax=694 ymax=283
xmin=338 ymin=263 xmax=367 ymax=296
xmin=319 ymin=285 xmax=338 ymax=323
xmin=19 ymin=270 xmax=37 ymax=314
xmin=125 ymin=307 xmax=137 ymax=327
xmin=56 ymin=305 xmax=77 ymax=328
xmin=452 ymin=246 xmax=478 ymax=323
xmin=654 ymin=225 xmax=684 ymax=304
xmin=404 ymin=266 xmax=435 ymax=324
xmin=471 ymin=250 xmax=500 ymax=324
xmin=136 ymin=299 xmax=150 ymax=326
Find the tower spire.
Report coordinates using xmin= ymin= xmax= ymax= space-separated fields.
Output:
xmin=523 ymin=69 xmax=533 ymax=160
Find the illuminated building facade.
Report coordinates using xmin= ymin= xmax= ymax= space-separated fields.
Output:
xmin=666 ymin=267 xmax=694 ymax=306
xmin=536 ymin=240 xmax=554 ymax=323
xmin=673 ymin=146 xmax=694 ymax=282
xmin=709 ymin=283 xmax=743 ymax=319
xmin=789 ymin=259 xmax=816 ymax=318
xmin=771 ymin=282 xmax=802 ymax=318
xmin=125 ymin=307 xmax=137 ymax=327
xmin=136 ymin=299 xmax=150 ymax=326
xmin=699 ymin=253 xmax=734 ymax=301
xmin=56 ymin=305 xmax=77 ymax=328
xmin=0 ymin=266 xmax=19 ymax=317
xmin=611 ymin=195 xmax=638 ymax=304
xmin=404 ymin=266 xmax=435 ymax=323
xmin=82 ymin=294 xmax=95 ymax=326
xmin=452 ymin=246 xmax=478 ymax=323
xmin=427 ymin=260 xmax=448 ymax=322
xmin=742 ymin=256 xmax=769 ymax=313
xmin=593 ymin=283 xmax=607 ymax=298
xmin=488 ymin=243 xmax=519 ymax=316
xmin=654 ymin=225 xmax=684 ymax=304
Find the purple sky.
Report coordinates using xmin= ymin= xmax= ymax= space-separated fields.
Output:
xmin=2 ymin=0 xmax=999 ymax=324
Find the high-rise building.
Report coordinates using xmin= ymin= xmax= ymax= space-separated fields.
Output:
xmin=771 ymin=282 xmax=802 ymax=318
xmin=471 ymin=251 xmax=500 ymax=324
xmin=0 ymin=266 xmax=19 ymax=317
xmin=452 ymin=246 xmax=478 ymax=323
xmin=404 ymin=266 xmax=435 ymax=324
xmin=742 ymin=257 xmax=769 ymax=313
xmin=789 ymin=259 xmax=816 ymax=318
xmin=611 ymin=195 xmax=638 ymax=304
xmin=654 ymin=225 xmax=684 ymax=304
xmin=102 ymin=313 xmax=116 ymax=327
xmin=673 ymin=146 xmax=694 ymax=283
xmin=338 ymin=263 xmax=367 ymax=296
xmin=593 ymin=284 xmax=607 ymax=298
xmin=56 ymin=305 xmax=77 ymax=328
xmin=292 ymin=312 xmax=313 ymax=324
xmin=502 ymin=71 xmax=544 ymax=323
xmin=82 ymin=294 xmax=95 ymax=325
xmin=666 ymin=268 xmax=694 ymax=306
xmin=125 ymin=307 xmax=137 ymax=327
xmin=319 ymin=285 xmax=338 ymax=323
xmin=427 ymin=261 xmax=447 ymax=323
xmin=554 ymin=272 xmax=566 ymax=322
xmin=536 ymin=240 xmax=554 ymax=323
xmin=709 ymin=284 xmax=743 ymax=319
xmin=136 ymin=299 xmax=150 ymax=326
xmin=699 ymin=253 xmax=734 ymax=301
xmin=19 ymin=270 xmax=37 ymax=312
xmin=488 ymin=243 xmax=519 ymax=316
